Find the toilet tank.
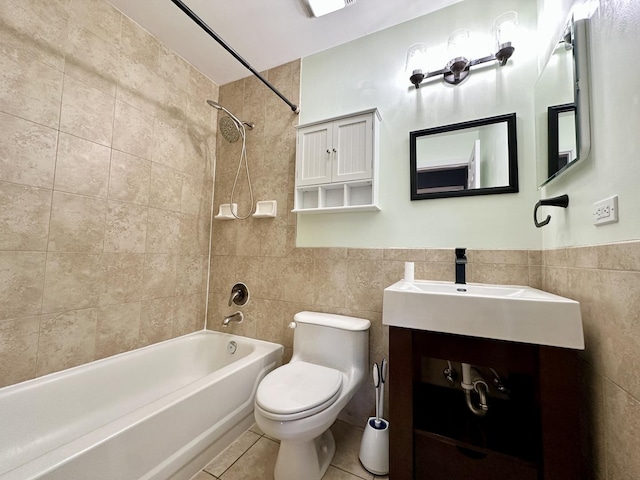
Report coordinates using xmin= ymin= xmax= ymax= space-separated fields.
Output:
xmin=291 ymin=312 xmax=370 ymax=374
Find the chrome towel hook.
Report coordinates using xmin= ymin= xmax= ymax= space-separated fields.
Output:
xmin=534 ymin=194 xmax=569 ymax=228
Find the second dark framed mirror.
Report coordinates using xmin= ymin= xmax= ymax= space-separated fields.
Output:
xmin=410 ymin=113 xmax=518 ymax=200
xmin=547 ymin=103 xmax=576 ymax=178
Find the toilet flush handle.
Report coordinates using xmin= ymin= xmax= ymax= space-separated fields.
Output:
xmin=288 ymin=321 xmax=297 ymax=329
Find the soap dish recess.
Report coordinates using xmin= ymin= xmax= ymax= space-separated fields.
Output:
xmin=252 ymin=200 xmax=277 ymax=218
xmin=215 ymin=203 xmax=237 ymax=220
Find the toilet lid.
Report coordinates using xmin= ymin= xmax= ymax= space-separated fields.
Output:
xmin=256 ymin=361 xmax=343 ymax=416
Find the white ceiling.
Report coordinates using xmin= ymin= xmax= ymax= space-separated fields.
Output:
xmin=106 ymin=0 xmax=462 ymax=86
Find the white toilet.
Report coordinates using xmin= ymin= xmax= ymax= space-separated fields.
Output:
xmin=254 ymin=311 xmax=370 ymax=480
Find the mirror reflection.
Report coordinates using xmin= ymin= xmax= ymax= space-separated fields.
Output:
xmin=410 ymin=113 xmax=518 ymax=200
xmin=547 ymin=103 xmax=576 ymax=175
xmin=535 ymin=17 xmax=591 ymax=187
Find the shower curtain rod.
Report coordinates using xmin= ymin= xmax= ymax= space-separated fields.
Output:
xmin=170 ymin=0 xmax=300 ymax=114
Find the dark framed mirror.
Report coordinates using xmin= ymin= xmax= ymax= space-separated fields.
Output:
xmin=547 ymin=103 xmax=576 ymax=177
xmin=410 ymin=113 xmax=518 ymax=200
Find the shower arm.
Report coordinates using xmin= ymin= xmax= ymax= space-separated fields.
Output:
xmin=208 ymin=101 xmax=254 ymax=130
xmin=170 ymin=0 xmax=300 ymax=114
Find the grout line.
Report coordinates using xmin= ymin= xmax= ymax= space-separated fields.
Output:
xmin=604 ymin=376 xmax=640 ymax=403
xmin=34 ymin=115 xmax=65 ymax=377
xmin=202 ymin=426 xmax=265 ymax=478
xmin=328 ymin=464 xmax=372 ymax=480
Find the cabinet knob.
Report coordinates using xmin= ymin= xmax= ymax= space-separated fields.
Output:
xmin=332 ymin=148 xmax=337 ymax=153
xmin=326 ymin=149 xmax=331 ymax=154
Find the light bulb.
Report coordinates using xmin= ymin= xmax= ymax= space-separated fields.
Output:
xmin=493 ymin=11 xmax=519 ymax=51
xmin=406 ymin=43 xmax=429 ymax=88
xmin=405 ymin=43 xmax=428 ymax=76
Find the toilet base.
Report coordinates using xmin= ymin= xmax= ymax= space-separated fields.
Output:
xmin=274 ymin=428 xmax=336 ymax=480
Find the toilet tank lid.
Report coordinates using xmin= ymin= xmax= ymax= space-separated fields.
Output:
xmin=294 ymin=311 xmax=371 ymax=331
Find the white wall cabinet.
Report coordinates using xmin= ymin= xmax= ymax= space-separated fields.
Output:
xmin=294 ymin=109 xmax=380 ymax=213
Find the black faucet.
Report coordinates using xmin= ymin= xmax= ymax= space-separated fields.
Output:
xmin=455 ymin=248 xmax=467 ymax=284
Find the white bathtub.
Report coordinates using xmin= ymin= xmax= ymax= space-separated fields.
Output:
xmin=0 ymin=330 xmax=283 ymax=480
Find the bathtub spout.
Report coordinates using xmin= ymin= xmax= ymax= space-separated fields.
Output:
xmin=223 ymin=311 xmax=244 ymax=327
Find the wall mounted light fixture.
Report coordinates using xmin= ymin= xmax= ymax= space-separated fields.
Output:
xmin=408 ymin=11 xmax=519 ymax=88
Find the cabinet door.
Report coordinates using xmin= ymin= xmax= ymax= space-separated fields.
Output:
xmin=331 ymin=113 xmax=373 ymax=183
xmin=296 ymin=123 xmax=332 ymax=186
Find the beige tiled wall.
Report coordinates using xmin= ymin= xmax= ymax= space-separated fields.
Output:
xmin=543 ymin=242 xmax=640 ymax=480
xmin=0 ymin=0 xmax=218 ymax=387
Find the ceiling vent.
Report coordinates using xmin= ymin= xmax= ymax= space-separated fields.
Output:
xmin=305 ymin=0 xmax=356 ymax=18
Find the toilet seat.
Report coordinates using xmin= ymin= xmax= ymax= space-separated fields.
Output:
xmin=256 ymin=361 xmax=343 ymax=421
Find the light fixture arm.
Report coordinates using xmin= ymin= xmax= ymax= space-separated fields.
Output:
xmin=410 ymin=49 xmax=514 ymax=89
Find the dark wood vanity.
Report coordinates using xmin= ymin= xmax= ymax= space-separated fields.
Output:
xmin=388 ymin=327 xmax=582 ymax=480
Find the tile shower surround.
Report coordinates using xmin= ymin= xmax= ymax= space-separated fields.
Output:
xmin=0 ymin=1 xmax=638 ymax=479
xmin=0 ymin=0 xmax=217 ymax=386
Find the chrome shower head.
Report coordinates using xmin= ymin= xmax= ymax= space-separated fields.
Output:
xmin=219 ymin=116 xmax=241 ymax=143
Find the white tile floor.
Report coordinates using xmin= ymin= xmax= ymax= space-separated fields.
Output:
xmin=194 ymin=420 xmax=388 ymax=480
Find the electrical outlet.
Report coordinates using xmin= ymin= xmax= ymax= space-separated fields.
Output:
xmin=592 ymin=195 xmax=619 ymax=226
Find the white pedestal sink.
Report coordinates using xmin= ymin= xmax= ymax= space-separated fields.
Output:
xmin=382 ymin=279 xmax=584 ymax=350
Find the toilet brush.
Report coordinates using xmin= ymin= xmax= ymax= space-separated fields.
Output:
xmin=379 ymin=358 xmax=387 ymax=420
xmin=360 ymin=358 xmax=389 ymax=475
xmin=373 ymin=362 xmax=381 ymax=427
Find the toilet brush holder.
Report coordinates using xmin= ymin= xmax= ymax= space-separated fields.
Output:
xmin=359 ymin=417 xmax=389 ymax=476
